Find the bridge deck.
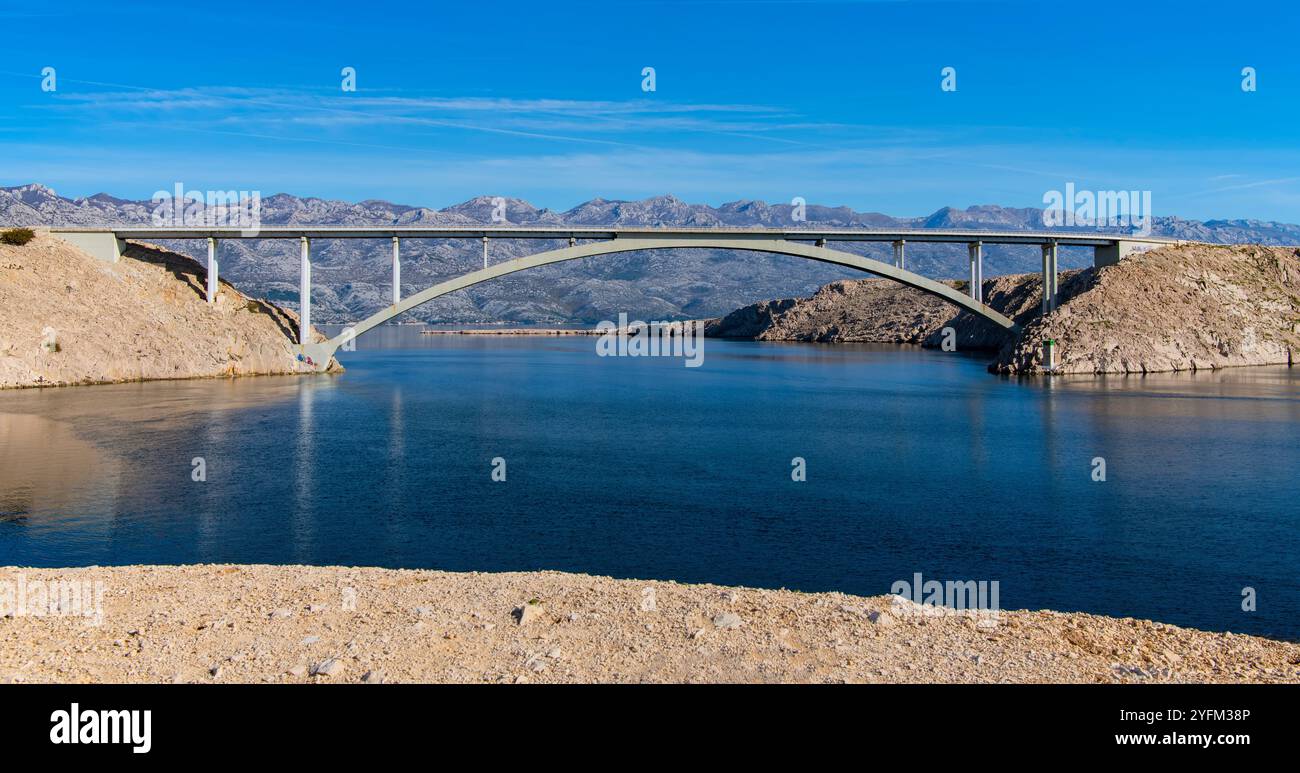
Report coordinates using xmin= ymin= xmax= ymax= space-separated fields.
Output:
xmin=49 ymin=226 xmax=1180 ymax=248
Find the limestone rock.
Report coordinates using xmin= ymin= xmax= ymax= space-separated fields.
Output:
xmin=513 ymin=602 xmax=544 ymax=626
xmin=712 ymin=612 xmax=743 ymax=629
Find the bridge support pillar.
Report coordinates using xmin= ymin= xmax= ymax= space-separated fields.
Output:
xmin=299 ymin=236 xmax=312 ymax=344
xmin=1041 ymin=241 xmax=1059 ymax=314
xmin=482 ymin=236 xmax=489 ymax=269
xmin=1050 ymin=243 xmax=1059 ymax=309
xmin=206 ymin=237 xmax=218 ymax=303
xmin=392 ymin=236 xmax=401 ymax=305
xmin=967 ymin=241 xmax=983 ymax=302
xmin=893 ymin=239 xmax=905 ymax=270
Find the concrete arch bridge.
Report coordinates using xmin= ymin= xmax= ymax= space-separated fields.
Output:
xmin=49 ymin=226 xmax=1178 ymax=370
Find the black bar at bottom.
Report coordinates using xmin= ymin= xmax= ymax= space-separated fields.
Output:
xmin=1 ymin=683 xmax=1286 ymax=759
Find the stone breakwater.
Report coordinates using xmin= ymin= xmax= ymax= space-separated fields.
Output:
xmin=706 ymin=244 xmax=1300 ymax=375
xmin=0 ymin=564 xmax=1296 ymax=684
xmin=0 ymin=233 xmax=339 ymax=389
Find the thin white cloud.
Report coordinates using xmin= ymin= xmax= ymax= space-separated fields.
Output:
xmin=1181 ymin=176 xmax=1300 ymax=197
xmin=35 ymin=82 xmax=889 ymax=151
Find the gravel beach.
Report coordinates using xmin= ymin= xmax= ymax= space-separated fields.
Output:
xmin=2 ymin=565 xmax=1296 ymax=684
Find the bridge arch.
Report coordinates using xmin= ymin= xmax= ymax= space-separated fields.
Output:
xmin=304 ymin=237 xmax=1018 ymax=366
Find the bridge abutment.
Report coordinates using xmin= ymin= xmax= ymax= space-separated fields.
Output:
xmin=51 ymin=231 xmax=125 ymax=263
xmin=1094 ymin=239 xmax=1146 ymax=267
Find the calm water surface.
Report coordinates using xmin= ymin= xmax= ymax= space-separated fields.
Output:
xmin=2 ymin=327 xmax=1298 ymax=639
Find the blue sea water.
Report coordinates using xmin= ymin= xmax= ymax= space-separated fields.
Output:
xmin=2 ymin=328 xmax=1298 ymax=640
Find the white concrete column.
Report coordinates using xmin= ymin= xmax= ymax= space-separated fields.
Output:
xmin=482 ymin=236 xmax=489 ymax=269
xmin=206 ymin=236 xmax=218 ymax=304
xmin=1041 ymin=244 xmax=1050 ymax=315
xmin=1041 ymin=242 xmax=1057 ymax=314
xmin=299 ymin=236 xmax=312 ymax=344
xmin=392 ymin=236 xmax=401 ymax=305
xmin=893 ymin=239 xmax=905 ymax=270
xmin=1049 ymin=242 xmax=1059 ymax=310
xmin=968 ymin=242 xmax=983 ymax=302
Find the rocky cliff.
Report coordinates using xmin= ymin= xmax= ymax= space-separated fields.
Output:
xmin=0 ymin=233 xmax=337 ymax=389
xmin=708 ymin=244 xmax=1300 ymax=375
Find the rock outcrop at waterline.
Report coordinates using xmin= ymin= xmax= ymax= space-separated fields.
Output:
xmin=707 ymin=244 xmax=1300 ymax=375
xmin=704 ymin=272 xmax=1054 ymax=350
xmin=0 ymin=233 xmax=339 ymax=389
xmin=704 ymin=279 xmax=955 ymax=344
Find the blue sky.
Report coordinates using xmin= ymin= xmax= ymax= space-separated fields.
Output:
xmin=2 ymin=0 xmax=1298 ymax=221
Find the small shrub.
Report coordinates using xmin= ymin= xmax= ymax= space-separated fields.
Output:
xmin=1 ymin=228 xmax=35 ymax=246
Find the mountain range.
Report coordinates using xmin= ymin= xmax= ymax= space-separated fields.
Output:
xmin=4 ymin=183 xmax=1298 ymax=324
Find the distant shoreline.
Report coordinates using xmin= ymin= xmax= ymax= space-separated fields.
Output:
xmin=418 ymin=321 xmax=713 ymax=337
xmin=420 ymin=327 xmax=603 ymax=336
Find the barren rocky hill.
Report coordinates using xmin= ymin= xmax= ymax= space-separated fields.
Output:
xmin=0 ymin=233 xmax=336 ymax=389
xmin=708 ymin=244 xmax=1300 ymax=375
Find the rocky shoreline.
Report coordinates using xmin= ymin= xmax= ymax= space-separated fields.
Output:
xmin=1 ymin=564 xmax=1296 ymax=684
xmin=0 ymin=234 xmax=339 ymax=390
xmin=706 ymin=244 xmax=1300 ymax=375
